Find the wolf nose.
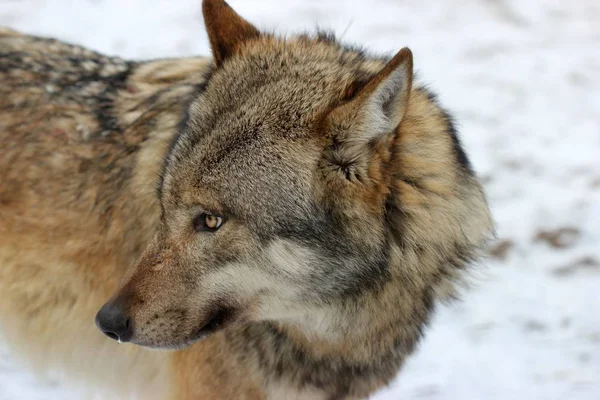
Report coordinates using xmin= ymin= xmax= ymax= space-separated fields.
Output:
xmin=95 ymin=300 xmax=132 ymax=343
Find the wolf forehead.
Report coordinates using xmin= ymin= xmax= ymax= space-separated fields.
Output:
xmin=159 ymin=36 xmax=383 ymax=219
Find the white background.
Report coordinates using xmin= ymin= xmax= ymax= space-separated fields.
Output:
xmin=0 ymin=0 xmax=599 ymax=399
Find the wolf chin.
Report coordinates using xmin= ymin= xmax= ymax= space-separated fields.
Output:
xmin=0 ymin=0 xmax=493 ymax=398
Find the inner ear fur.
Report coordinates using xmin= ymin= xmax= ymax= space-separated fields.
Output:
xmin=323 ymin=48 xmax=414 ymax=182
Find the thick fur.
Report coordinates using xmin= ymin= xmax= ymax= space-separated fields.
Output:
xmin=0 ymin=1 xmax=493 ymax=399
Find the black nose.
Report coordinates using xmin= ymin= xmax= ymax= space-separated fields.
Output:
xmin=95 ymin=299 xmax=132 ymax=343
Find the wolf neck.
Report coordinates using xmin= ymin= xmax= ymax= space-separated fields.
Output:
xmin=243 ymin=238 xmax=435 ymax=397
xmin=247 ymin=253 xmax=427 ymax=397
xmin=277 ymin=280 xmax=414 ymax=358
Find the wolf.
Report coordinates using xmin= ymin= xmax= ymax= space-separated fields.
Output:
xmin=0 ymin=0 xmax=494 ymax=398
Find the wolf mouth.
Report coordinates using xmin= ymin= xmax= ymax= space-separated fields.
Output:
xmin=192 ymin=306 xmax=237 ymax=341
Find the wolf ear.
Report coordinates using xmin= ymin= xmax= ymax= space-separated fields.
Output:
xmin=328 ymin=48 xmax=413 ymax=146
xmin=202 ymin=0 xmax=260 ymax=66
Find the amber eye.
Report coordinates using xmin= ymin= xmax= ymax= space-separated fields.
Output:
xmin=193 ymin=213 xmax=224 ymax=232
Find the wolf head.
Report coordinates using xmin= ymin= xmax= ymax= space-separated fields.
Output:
xmin=96 ymin=0 xmax=492 ymax=350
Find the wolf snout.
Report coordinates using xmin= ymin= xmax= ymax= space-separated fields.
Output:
xmin=95 ymin=299 xmax=132 ymax=343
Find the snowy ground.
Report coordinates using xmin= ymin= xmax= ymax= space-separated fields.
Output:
xmin=1 ymin=0 xmax=599 ymax=399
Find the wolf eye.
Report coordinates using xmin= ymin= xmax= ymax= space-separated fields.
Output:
xmin=193 ymin=213 xmax=224 ymax=232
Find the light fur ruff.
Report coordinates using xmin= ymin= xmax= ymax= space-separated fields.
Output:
xmin=0 ymin=1 xmax=493 ymax=399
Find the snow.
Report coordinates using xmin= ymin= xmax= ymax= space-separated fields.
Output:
xmin=1 ymin=0 xmax=599 ymax=398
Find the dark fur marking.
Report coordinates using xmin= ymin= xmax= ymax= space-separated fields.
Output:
xmin=271 ymin=205 xmax=390 ymax=301
xmin=417 ymin=87 xmax=473 ymax=174
xmin=315 ymin=30 xmax=337 ymax=45
xmin=1 ymin=41 xmax=135 ymax=137
xmin=245 ymin=322 xmax=405 ymax=397
xmin=440 ymin=107 xmax=473 ymax=174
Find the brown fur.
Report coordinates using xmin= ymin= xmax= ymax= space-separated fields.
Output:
xmin=0 ymin=1 xmax=493 ymax=399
